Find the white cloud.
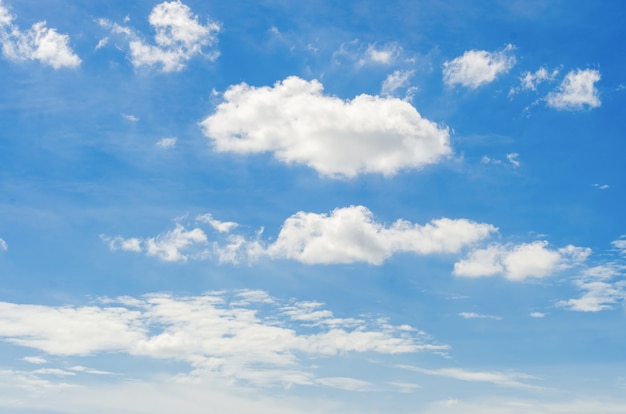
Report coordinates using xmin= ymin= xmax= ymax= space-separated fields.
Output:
xmin=0 ymin=2 xmax=80 ymax=68
xmin=196 ymin=213 xmax=238 ymax=233
xmin=546 ymin=69 xmax=601 ymax=110
xmin=201 ymin=76 xmax=452 ymax=178
xmin=100 ymin=1 xmax=220 ymax=72
xmin=0 ymin=237 xmax=6 ymax=251
xmin=399 ymin=365 xmax=539 ymax=389
xmin=122 ymin=113 xmax=139 ymax=122
xmin=362 ymin=42 xmax=402 ymax=65
xmin=458 ymin=312 xmax=502 ymax=320
xmin=156 ymin=137 xmax=177 ymax=148
xmin=529 ymin=312 xmax=545 ymax=318
xmin=443 ymin=44 xmax=515 ymax=89
xmin=22 ymin=356 xmax=46 ymax=364
xmin=557 ymin=264 xmax=626 ymax=312
xmin=454 ymin=241 xmax=591 ymax=281
xmin=315 ymin=377 xmax=372 ymax=391
xmin=262 ymin=206 xmax=496 ymax=265
xmin=333 ymin=40 xmax=405 ymax=67
xmin=381 ymin=69 xmax=415 ymax=97
xmin=104 ymin=206 xmax=495 ymax=266
xmin=594 ymin=183 xmax=609 ymax=190
xmin=509 ymin=67 xmax=559 ymax=95
xmin=611 ymin=237 xmax=626 ymax=254
xmin=506 ymin=153 xmax=520 ymax=167
xmin=0 ymin=290 xmax=445 ymax=390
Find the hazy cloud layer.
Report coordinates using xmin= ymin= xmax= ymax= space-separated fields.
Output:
xmin=0 ymin=0 xmax=80 ymax=68
xmin=201 ymin=76 xmax=451 ymax=178
xmin=443 ymin=44 xmax=515 ymax=89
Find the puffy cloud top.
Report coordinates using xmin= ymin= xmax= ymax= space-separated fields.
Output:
xmin=201 ymin=76 xmax=451 ymax=178
xmin=546 ymin=68 xmax=601 ymax=110
xmin=443 ymin=44 xmax=515 ymax=89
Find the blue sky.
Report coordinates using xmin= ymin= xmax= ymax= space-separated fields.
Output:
xmin=1 ymin=0 xmax=625 ymax=412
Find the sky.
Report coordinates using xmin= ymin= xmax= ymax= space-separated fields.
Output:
xmin=0 ymin=0 xmax=625 ymax=412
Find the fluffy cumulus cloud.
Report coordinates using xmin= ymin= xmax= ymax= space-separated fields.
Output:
xmin=0 ymin=290 xmax=446 ymax=389
xmin=546 ymin=69 xmax=601 ymax=110
xmin=104 ymin=206 xmax=496 ymax=266
xmin=0 ymin=1 xmax=80 ymax=68
xmin=443 ymin=44 xmax=515 ymax=89
xmin=454 ymin=241 xmax=591 ymax=281
xmin=201 ymin=76 xmax=451 ymax=178
xmin=262 ymin=206 xmax=496 ymax=265
xmin=100 ymin=1 xmax=220 ymax=72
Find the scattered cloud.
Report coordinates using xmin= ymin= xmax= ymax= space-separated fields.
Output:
xmin=99 ymin=0 xmax=220 ymax=72
xmin=509 ymin=67 xmax=559 ymax=95
xmin=103 ymin=206 xmax=495 ymax=265
xmin=593 ymin=183 xmax=609 ymax=190
xmin=22 ymin=356 xmax=47 ymax=364
xmin=529 ymin=312 xmax=545 ymax=318
xmin=443 ymin=44 xmax=515 ymax=89
xmin=0 ymin=1 xmax=80 ymax=68
xmin=611 ymin=237 xmax=626 ymax=254
xmin=506 ymin=153 xmax=520 ymax=167
xmin=261 ymin=206 xmax=496 ymax=265
xmin=546 ymin=69 xmax=601 ymax=110
xmin=458 ymin=312 xmax=502 ymax=320
xmin=454 ymin=241 xmax=590 ymax=281
xmin=0 ymin=237 xmax=6 ymax=251
xmin=558 ymin=264 xmax=626 ymax=312
xmin=381 ymin=69 xmax=416 ymax=98
xmin=122 ymin=113 xmax=139 ymax=122
xmin=0 ymin=290 xmax=446 ymax=389
xmin=156 ymin=137 xmax=177 ymax=148
xmin=201 ymin=76 xmax=451 ymax=178
xmin=399 ymin=365 xmax=539 ymax=389
xmin=333 ymin=39 xmax=405 ymax=67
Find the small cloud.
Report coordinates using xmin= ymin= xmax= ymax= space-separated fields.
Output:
xmin=443 ymin=44 xmax=516 ymax=89
xmin=593 ymin=183 xmax=609 ymax=190
xmin=95 ymin=37 xmax=109 ymax=50
xmin=506 ymin=152 xmax=520 ymax=167
xmin=481 ymin=155 xmax=502 ymax=165
xmin=22 ymin=356 xmax=47 ymax=364
xmin=458 ymin=312 xmax=502 ymax=320
xmin=509 ymin=67 xmax=559 ymax=96
xmin=122 ymin=113 xmax=139 ymax=122
xmin=381 ymin=69 xmax=415 ymax=97
xmin=0 ymin=237 xmax=7 ymax=251
xmin=195 ymin=213 xmax=238 ymax=233
xmin=546 ymin=68 xmax=601 ymax=110
xmin=529 ymin=312 xmax=545 ymax=318
xmin=156 ymin=137 xmax=177 ymax=148
xmin=612 ymin=237 xmax=626 ymax=254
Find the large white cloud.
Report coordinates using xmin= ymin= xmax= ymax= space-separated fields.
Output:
xmin=0 ymin=290 xmax=446 ymax=389
xmin=546 ymin=69 xmax=601 ymax=110
xmin=443 ymin=44 xmax=515 ymax=89
xmin=200 ymin=76 xmax=452 ymax=178
xmin=262 ymin=206 xmax=496 ymax=265
xmin=0 ymin=1 xmax=80 ymax=68
xmin=453 ymin=241 xmax=590 ymax=281
xmin=103 ymin=206 xmax=495 ymax=265
xmin=100 ymin=1 xmax=220 ymax=72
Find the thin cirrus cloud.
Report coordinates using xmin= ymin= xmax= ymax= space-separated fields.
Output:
xmin=443 ymin=44 xmax=516 ymax=89
xmin=557 ymin=263 xmax=626 ymax=312
xmin=99 ymin=0 xmax=220 ymax=72
xmin=200 ymin=76 xmax=452 ymax=178
xmin=102 ymin=205 xmax=497 ymax=265
xmin=0 ymin=290 xmax=447 ymax=389
xmin=397 ymin=365 xmax=539 ymax=389
xmin=0 ymin=0 xmax=80 ymax=68
xmin=545 ymin=68 xmax=601 ymax=110
xmin=453 ymin=241 xmax=591 ymax=281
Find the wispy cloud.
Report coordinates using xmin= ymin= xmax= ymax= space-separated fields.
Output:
xmin=458 ymin=312 xmax=502 ymax=320
xmin=398 ymin=365 xmax=540 ymax=389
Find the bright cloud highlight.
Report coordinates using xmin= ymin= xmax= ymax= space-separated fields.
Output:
xmin=546 ymin=69 xmax=601 ymax=110
xmin=0 ymin=1 xmax=80 ymax=68
xmin=443 ymin=44 xmax=515 ymax=89
xmin=454 ymin=241 xmax=590 ymax=280
xmin=201 ymin=76 xmax=451 ymax=178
